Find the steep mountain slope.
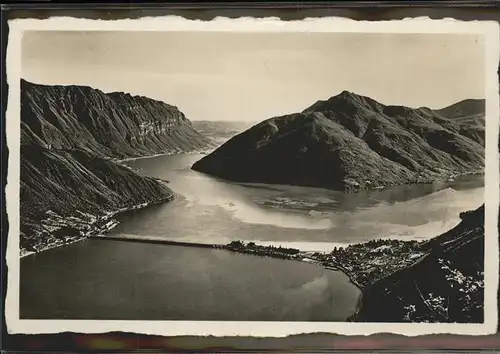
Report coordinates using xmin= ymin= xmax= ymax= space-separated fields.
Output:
xmin=436 ymin=98 xmax=486 ymax=119
xmin=19 ymin=79 xmax=213 ymax=255
xmin=20 ymin=145 xmax=174 ymax=255
xmin=192 ymin=91 xmax=485 ymax=191
xmin=435 ymin=98 xmax=485 ymax=146
xmin=352 ymin=204 xmax=486 ymax=323
xmin=21 ymin=79 xmax=212 ymax=158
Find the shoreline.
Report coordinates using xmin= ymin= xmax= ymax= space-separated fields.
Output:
xmin=220 ymin=240 xmax=426 ymax=290
xmin=323 ymin=265 xmax=363 ymax=289
xmin=87 ymin=235 xmax=366 ymax=292
xmin=112 ymin=151 xmax=482 ymax=194
xmin=20 ymin=160 xmax=481 ymax=263
xmin=191 ymin=168 xmax=484 ymax=194
xmin=85 ymin=236 xmax=424 ymax=293
xmin=21 ymin=228 xmax=477 ymax=323
xmin=20 ymin=150 xmax=483 ymax=322
xmin=20 ymin=195 xmax=175 ymax=258
xmin=114 ymin=149 xmax=214 ymax=163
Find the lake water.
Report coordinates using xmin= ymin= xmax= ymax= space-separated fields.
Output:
xmin=20 ymin=240 xmax=360 ymax=321
xmin=20 ymin=153 xmax=483 ymax=321
xmin=114 ymin=154 xmax=484 ymax=251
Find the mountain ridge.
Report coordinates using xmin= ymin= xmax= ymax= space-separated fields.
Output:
xmin=21 ymin=79 xmax=213 ymax=159
xmin=20 ymin=145 xmax=175 ymax=256
xmin=19 ymin=80 xmax=211 ymax=256
xmin=192 ymin=91 xmax=485 ymax=192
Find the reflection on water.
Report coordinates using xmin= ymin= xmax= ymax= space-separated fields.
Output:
xmin=20 ymin=240 xmax=360 ymax=321
xmin=112 ymin=154 xmax=484 ymax=249
xmin=20 ymin=153 xmax=483 ymax=321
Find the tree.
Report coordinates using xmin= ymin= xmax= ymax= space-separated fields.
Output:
xmin=229 ymin=240 xmax=244 ymax=248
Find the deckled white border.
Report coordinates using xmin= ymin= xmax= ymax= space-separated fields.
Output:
xmin=5 ymin=16 xmax=500 ymax=337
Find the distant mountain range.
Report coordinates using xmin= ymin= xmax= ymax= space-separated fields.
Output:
xmin=192 ymin=91 xmax=485 ymax=191
xmin=191 ymin=120 xmax=254 ymax=146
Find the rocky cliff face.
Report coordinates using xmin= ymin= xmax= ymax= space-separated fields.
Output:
xmin=192 ymin=91 xmax=484 ymax=191
xmin=352 ymin=204 xmax=485 ymax=323
xmin=21 ymin=79 xmax=212 ymax=158
xmin=19 ymin=79 xmax=211 ymax=255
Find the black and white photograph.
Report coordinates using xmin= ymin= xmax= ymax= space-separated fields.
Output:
xmin=5 ymin=17 xmax=499 ymax=337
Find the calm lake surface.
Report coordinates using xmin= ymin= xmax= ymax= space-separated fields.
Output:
xmin=115 ymin=154 xmax=484 ymax=250
xmin=21 ymin=240 xmax=360 ymax=320
xmin=20 ymin=153 xmax=483 ymax=320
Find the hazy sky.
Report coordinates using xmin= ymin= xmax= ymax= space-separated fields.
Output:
xmin=22 ymin=31 xmax=485 ymax=122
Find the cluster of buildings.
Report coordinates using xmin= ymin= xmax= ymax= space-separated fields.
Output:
xmin=224 ymin=238 xmax=425 ymax=289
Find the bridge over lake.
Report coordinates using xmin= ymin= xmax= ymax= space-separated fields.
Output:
xmin=90 ymin=234 xmax=219 ymax=249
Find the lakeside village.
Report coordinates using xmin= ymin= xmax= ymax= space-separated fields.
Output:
xmin=222 ymin=239 xmax=425 ymax=288
xmin=20 ymin=196 xmax=174 ymax=257
xmin=22 ymin=204 xmax=426 ymax=289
